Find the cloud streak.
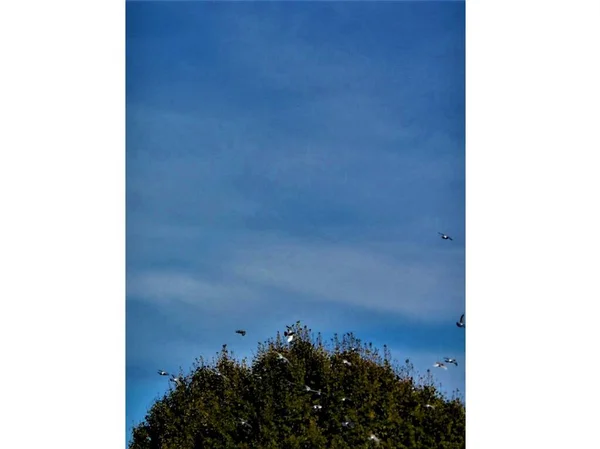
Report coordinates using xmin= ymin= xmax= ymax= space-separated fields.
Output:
xmin=129 ymin=233 xmax=464 ymax=323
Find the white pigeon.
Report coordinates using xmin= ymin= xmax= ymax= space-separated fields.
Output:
xmin=433 ymin=362 xmax=448 ymax=370
xmin=368 ymin=434 xmax=381 ymax=444
xmin=425 ymin=404 xmax=435 ymax=409
xmin=304 ymin=385 xmax=321 ymax=395
xmin=438 ymin=232 xmax=453 ymax=241
xmin=444 ymin=357 xmax=458 ymax=366
xmin=170 ymin=376 xmax=184 ymax=387
xmin=456 ymin=314 xmax=465 ymax=328
xmin=286 ymin=334 xmax=295 ymax=343
xmin=342 ymin=359 xmax=352 ymax=366
xmin=342 ymin=420 xmax=354 ymax=428
xmin=276 ymin=352 xmax=290 ymax=364
xmin=214 ymin=370 xmax=229 ymax=381
xmin=157 ymin=370 xmax=169 ymax=376
xmin=239 ymin=418 xmax=251 ymax=428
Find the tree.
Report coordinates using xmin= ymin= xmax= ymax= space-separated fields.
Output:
xmin=129 ymin=323 xmax=465 ymax=449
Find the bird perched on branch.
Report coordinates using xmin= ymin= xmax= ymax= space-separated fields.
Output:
xmin=284 ymin=330 xmax=295 ymax=343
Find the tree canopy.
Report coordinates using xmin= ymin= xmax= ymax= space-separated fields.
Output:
xmin=129 ymin=323 xmax=465 ymax=449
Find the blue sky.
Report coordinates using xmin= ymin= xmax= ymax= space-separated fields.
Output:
xmin=126 ymin=0 xmax=465 ymax=444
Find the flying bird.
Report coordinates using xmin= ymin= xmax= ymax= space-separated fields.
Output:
xmin=456 ymin=314 xmax=465 ymax=328
xmin=276 ymin=352 xmax=290 ymax=364
xmin=444 ymin=357 xmax=458 ymax=366
xmin=157 ymin=370 xmax=169 ymax=376
xmin=342 ymin=420 xmax=355 ymax=429
xmin=312 ymin=405 xmax=323 ymax=411
xmin=433 ymin=362 xmax=448 ymax=370
xmin=238 ymin=418 xmax=251 ymax=428
xmin=425 ymin=404 xmax=436 ymax=409
xmin=214 ymin=370 xmax=229 ymax=381
xmin=235 ymin=329 xmax=246 ymax=336
xmin=170 ymin=376 xmax=184 ymax=387
xmin=438 ymin=232 xmax=453 ymax=240
xmin=304 ymin=385 xmax=321 ymax=395
xmin=342 ymin=359 xmax=352 ymax=366
xmin=368 ymin=434 xmax=381 ymax=444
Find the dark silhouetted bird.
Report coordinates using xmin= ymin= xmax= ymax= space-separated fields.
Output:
xmin=444 ymin=357 xmax=458 ymax=366
xmin=438 ymin=232 xmax=453 ymax=241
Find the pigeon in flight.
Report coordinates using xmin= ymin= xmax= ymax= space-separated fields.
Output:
xmin=238 ymin=418 xmax=251 ymax=428
xmin=214 ymin=370 xmax=229 ymax=381
xmin=170 ymin=376 xmax=184 ymax=387
xmin=235 ymin=329 xmax=246 ymax=336
xmin=425 ymin=404 xmax=436 ymax=409
xmin=342 ymin=420 xmax=355 ymax=429
xmin=342 ymin=359 xmax=352 ymax=366
xmin=157 ymin=370 xmax=169 ymax=376
xmin=368 ymin=434 xmax=381 ymax=444
xmin=456 ymin=314 xmax=465 ymax=328
xmin=276 ymin=352 xmax=290 ymax=364
xmin=438 ymin=232 xmax=453 ymax=241
xmin=444 ymin=357 xmax=458 ymax=366
xmin=433 ymin=362 xmax=448 ymax=370
xmin=304 ymin=385 xmax=321 ymax=395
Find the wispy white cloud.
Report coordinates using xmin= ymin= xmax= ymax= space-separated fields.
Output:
xmin=127 ymin=271 xmax=260 ymax=307
xmin=231 ymin=238 xmax=462 ymax=321
xmin=128 ymin=232 xmax=463 ymax=323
